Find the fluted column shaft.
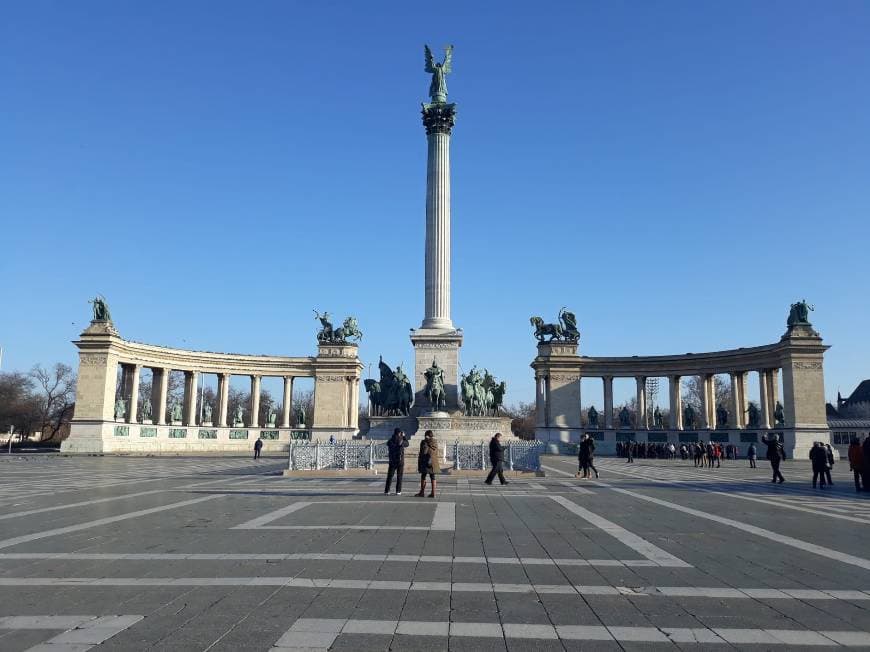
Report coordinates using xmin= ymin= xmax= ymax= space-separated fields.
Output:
xmin=217 ymin=373 xmax=229 ymax=428
xmin=669 ymin=376 xmax=682 ymax=430
xmin=635 ymin=377 xmax=647 ymax=429
xmin=423 ymin=129 xmax=453 ymax=329
xmin=250 ymin=375 xmax=261 ymax=428
xmin=281 ymin=376 xmax=294 ymax=428
xmin=127 ymin=365 xmax=140 ymax=423
xmin=603 ymin=377 xmax=614 ymax=429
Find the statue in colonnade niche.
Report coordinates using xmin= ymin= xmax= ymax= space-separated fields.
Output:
xmin=233 ymin=405 xmax=245 ymax=427
xmin=746 ymin=402 xmax=760 ymax=428
xmin=203 ymin=403 xmax=213 ymax=423
xmin=266 ymin=406 xmax=277 ymax=428
xmin=89 ymin=295 xmax=112 ymax=322
xmin=114 ymin=398 xmax=126 ymax=420
xmin=141 ymin=397 xmax=152 ymax=422
xmin=587 ymin=406 xmax=599 ymax=428
xmin=716 ymin=404 xmax=728 ymax=428
xmin=619 ymin=406 xmax=632 ymax=428
xmin=774 ymin=401 xmax=785 ymax=426
xmin=683 ymin=403 xmax=696 ymax=429
xmin=653 ymin=406 xmax=663 ymax=429
xmin=170 ymin=401 xmax=183 ymax=423
xmin=294 ymin=406 xmax=306 ymax=426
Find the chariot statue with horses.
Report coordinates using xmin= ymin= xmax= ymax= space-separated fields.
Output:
xmin=530 ymin=307 xmax=580 ymax=343
xmin=314 ymin=310 xmax=363 ymax=344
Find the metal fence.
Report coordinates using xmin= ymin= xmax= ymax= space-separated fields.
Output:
xmin=288 ymin=439 xmax=545 ymax=472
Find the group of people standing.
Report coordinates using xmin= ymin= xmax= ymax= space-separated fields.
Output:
xmin=384 ymin=429 xmax=510 ymax=496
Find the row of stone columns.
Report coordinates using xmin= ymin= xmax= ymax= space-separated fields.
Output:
xmin=118 ymin=364 xmax=302 ymax=428
xmin=534 ymin=369 xmax=783 ymax=430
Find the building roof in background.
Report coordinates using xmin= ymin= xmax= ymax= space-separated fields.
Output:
xmin=828 ymin=418 xmax=870 ymax=428
xmin=845 ymin=380 xmax=870 ymax=405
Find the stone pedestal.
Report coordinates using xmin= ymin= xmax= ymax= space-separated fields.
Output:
xmin=410 ymin=329 xmax=463 ymax=413
xmin=531 ymin=341 xmax=583 ymax=443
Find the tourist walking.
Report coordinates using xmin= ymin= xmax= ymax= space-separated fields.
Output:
xmin=747 ymin=442 xmax=757 ymax=468
xmin=810 ymin=441 xmax=828 ymax=489
xmin=253 ymin=437 xmax=263 ymax=460
xmin=764 ymin=434 xmax=785 ymax=483
xmin=415 ymin=430 xmax=439 ymax=498
xmin=485 ymin=432 xmax=509 ymax=485
xmin=824 ymin=443 xmax=835 ymax=486
xmin=848 ymin=437 xmax=864 ymax=492
xmin=384 ymin=428 xmax=408 ymax=495
xmin=576 ymin=433 xmax=599 ymax=479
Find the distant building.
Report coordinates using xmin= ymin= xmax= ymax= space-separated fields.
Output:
xmin=827 ymin=379 xmax=870 ymax=452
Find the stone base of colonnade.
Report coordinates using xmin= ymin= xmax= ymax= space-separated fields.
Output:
xmin=60 ymin=421 xmax=312 ymax=455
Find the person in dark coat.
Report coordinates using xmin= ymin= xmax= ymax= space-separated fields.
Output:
xmin=576 ymin=434 xmax=599 ymax=479
xmin=415 ymin=430 xmax=440 ymax=497
xmin=626 ymin=441 xmax=634 ymax=463
xmin=747 ymin=442 xmax=757 ymax=469
xmin=384 ymin=428 xmax=408 ymax=495
xmin=848 ymin=437 xmax=864 ymax=492
xmin=824 ymin=443 xmax=835 ymax=486
xmin=764 ymin=434 xmax=785 ymax=483
xmin=253 ymin=437 xmax=263 ymax=460
xmin=485 ymin=432 xmax=508 ymax=485
xmin=810 ymin=441 xmax=828 ymax=488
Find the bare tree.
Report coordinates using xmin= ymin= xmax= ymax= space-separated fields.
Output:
xmin=29 ymin=364 xmax=76 ymax=442
xmin=504 ymin=401 xmax=536 ymax=440
xmin=0 ymin=371 xmax=39 ymax=436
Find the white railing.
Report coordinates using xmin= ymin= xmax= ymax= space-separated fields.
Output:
xmin=288 ymin=439 xmax=545 ymax=471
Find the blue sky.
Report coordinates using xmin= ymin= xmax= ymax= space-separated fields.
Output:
xmin=2 ymin=1 xmax=868 ymax=406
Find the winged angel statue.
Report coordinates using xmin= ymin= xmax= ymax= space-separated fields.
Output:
xmin=424 ymin=44 xmax=453 ymax=103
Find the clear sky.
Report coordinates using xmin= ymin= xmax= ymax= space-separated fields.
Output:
xmin=2 ymin=1 xmax=868 ymax=407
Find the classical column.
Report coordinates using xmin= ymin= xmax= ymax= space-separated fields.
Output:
xmin=250 ymin=375 xmax=261 ymax=428
xmin=603 ymin=376 xmax=614 ymax=429
xmin=544 ymin=376 xmax=553 ymax=428
xmin=217 ymin=373 xmax=229 ymax=428
xmin=155 ymin=368 xmax=169 ymax=426
xmin=730 ymin=372 xmax=743 ymax=428
xmin=669 ymin=376 xmax=682 ymax=430
xmin=535 ymin=375 xmax=547 ymax=428
xmin=635 ymin=376 xmax=647 ymax=429
xmin=183 ymin=371 xmax=198 ymax=426
xmin=127 ymin=364 xmax=141 ymax=423
xmin=758 ymin=370 xmax=770 ymax=430
xmin=420 ymin=101 xmax=456 ymax=330
xmin=768 ymin=368 xmax=780 ymax=424
xmin=281 ymin=376 xmax=294 ymax=428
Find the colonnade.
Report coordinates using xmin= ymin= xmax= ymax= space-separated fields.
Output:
xmin=117 ymin=365 xmax=304 ymax=429
xmin=534 ymin=369 xmax=781 ymax=432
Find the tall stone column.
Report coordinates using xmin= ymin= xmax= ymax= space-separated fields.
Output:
xmin=250 ymin=375 xmax=261 ymax=428
xmin=217 ymin=373 xmax=229 ymax=428
xmin=603 ymin=376 xmax=614 ymax=429
xmin=535 ymin=375 xmax=547 ymax=428
xmin=768 ymin=368 xmax=780 ymax=423
xmin=421 ymin=102 xmax=456 ymax=331
xmin=281 ymin=376 xmax=294 ymax=428
xmin=669 ymin=376 xmax=682 ymax=430
xmin=127 ymin=365 xmax=140 ymax=424
xmin=635 ymin=377 xmax=647 ymax=429
xmin=411 ymin=99 xmax=462 ymax=415
xmin=155 ymin=368 xmax=169 ymax=426
xmin=183 ymin=371 xmax=198 ymax=426
xmin=699 ymin=374 xmax=714 ymax=429
xmin=758 ymin=370 xmax=770 ymax=430
xmin=730 ymin=372 xmax=744 ymax=429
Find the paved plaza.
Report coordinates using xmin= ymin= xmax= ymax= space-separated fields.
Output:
xmin=1 ymin=455 xmax=870 ymax=650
